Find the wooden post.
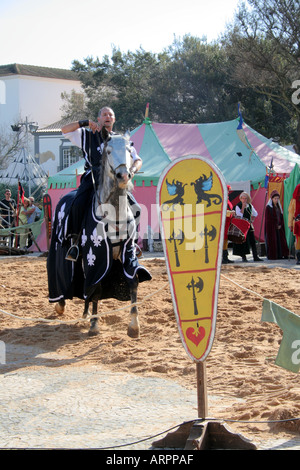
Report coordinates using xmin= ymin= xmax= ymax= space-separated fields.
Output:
xmin=43 ymin=194 xmax=52 ymax=252
xmin=45 ymin=210 xmax=50 ymax=251
xmin=196 ymin=361 xmax=208 ymax=419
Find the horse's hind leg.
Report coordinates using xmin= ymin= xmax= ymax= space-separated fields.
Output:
xmin=88 ymin=300 xmax=100 ymax=336
xmin=55 ymin=299 xmax=65 ymax=315
xmin=127 ymin=279 xmax=140 ymax=339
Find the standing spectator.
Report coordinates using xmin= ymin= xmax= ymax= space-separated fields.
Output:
xmin=28 ymin=197 xmax=42 ymax=223
xmin=0 ymin=189 xmax=16 ymax=246
xmin=18 ymin=197 xmax=34 ymax=249
xmin=27 ymin=197 xmax=41 ymax=248
xmin=288 ymin=183 xmax=300 ymax=265
xmin=265 ymin=190 xmax=289 ymax=260
xmin=233 ymin=192 xmax=263 ymax=262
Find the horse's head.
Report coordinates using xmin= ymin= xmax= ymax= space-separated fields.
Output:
xmin=101 ymin=128 xmax=133 ymax=190
xmin=97 ymin=128 xmax=136 ymax=250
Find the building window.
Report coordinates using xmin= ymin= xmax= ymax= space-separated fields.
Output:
xmin=62 ymin=146 xmax=81 ymax=169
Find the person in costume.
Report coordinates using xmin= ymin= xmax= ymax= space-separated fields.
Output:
xmin=61 ymin=107 xmax=142 ymax=261
xmin=264 ymin=190 xmax=289 ymax=260
xmin=0 ymin=188 xmax=16 ymax=247
xmin=17 ymin=197 xmax=34 ymax=249
xmin=222 ymin=185 xmax=235 ymax=264
xmin=232 ymin=192 xmax=263 ymax=262
xmin=288 ymin=183 xmax=300 ymax=265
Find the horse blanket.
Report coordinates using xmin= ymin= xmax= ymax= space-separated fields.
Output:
xmin=47 ymin=190 xmax=151 ymax=303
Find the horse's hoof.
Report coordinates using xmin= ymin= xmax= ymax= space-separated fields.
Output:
xmin=55 ymin=303 xmax=65 ymax=315
xmin=88 ymin=327 xmax=100 ymax=337
xmin=127 ymin=326 xmax=140 ymax=339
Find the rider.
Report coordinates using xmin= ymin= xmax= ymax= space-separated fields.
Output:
xmin=61 ymin=107 xmax=142 ymax=261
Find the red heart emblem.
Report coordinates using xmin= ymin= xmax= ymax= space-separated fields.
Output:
xmin=186 ymin=326 xmax=205 ymax=346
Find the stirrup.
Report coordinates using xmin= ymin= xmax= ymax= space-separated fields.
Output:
xmin=65 ymin=244 xmax=79 ymax=262
xmin=135 ymin=244 xmax=143 ymax=259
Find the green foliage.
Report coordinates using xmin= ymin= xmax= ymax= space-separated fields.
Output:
xmin=62 ymin=1 xmax=300 ymax=148
xmin=224 ymin=0 xmax=300 ymax=148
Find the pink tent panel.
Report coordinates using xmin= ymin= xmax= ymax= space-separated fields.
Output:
xmin=152 ymin=123 xmax=213 ymax=161
xmin=243 ymin=125 xmax=295 ymax=174
xmin=130 ymin=124 xmax=146 ymax=154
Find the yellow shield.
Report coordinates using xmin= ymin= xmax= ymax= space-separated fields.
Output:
xmin=157 ymin=156 xmax=227 ymax=362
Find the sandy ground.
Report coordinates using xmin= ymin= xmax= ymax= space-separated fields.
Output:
xmin=0 ymin=253 xmax=300 ymax=449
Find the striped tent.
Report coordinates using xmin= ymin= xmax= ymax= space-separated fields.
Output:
xmin=38 ymin=115 xmax=300 ymax=250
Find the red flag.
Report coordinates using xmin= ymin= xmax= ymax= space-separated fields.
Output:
xmin=18 ymin=181 xmax=25 ymax=204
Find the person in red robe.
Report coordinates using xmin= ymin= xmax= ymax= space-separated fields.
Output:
xmin=288 ymin=183 xmax=300 ymax=265
xmin=264 ymin=190 xmax=289 ymax=260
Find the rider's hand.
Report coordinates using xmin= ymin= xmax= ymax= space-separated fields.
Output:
xmin=89 ymin=120 xmax=101 ymax=133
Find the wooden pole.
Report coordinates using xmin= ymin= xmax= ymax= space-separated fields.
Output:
xmin=196 ymin=361 xmax=208 ymax=419
xmin=45 ymin=210 xmax=50 ymax=251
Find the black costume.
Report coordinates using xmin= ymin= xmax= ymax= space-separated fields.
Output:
xmin=0 ymin=197 xmax=16 ymax=246
xmin=67 ymin=128 xmax=104 ymax=238
xmin=0 ymin=198 xmax=16 ymax=228
xmin=232 ymin=201 xmax=261 ymax=261
xmin=47 ymin=180 xmax=151 ymax=303
xmin=64 ymin=127 xmax=141 ymax=260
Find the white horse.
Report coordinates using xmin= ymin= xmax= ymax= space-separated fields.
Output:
xmin=47 ymin=128 xmax=151 ymax=337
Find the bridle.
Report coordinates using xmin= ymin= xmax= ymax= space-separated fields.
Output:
xmin=91 ymin=131 xmax=131 ymax=215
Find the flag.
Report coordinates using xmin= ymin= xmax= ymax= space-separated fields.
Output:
xmin=264 ymin=158 xmax=274 ymax=188
xmin=268 ymin=157 xmax=274 ymax=172
xmin=18 ymin=181 xmax=25 ymax=204
xmin=261 ymin=300 xmax=300 ymax=373
xmin=264 ymin=173 xmax=269 ymax=188
xmin=237 ymin=103 xmax=243 ymax=130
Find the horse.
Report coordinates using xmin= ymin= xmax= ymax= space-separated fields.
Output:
xmin=47 ymin=128 xmax=151 ymax=337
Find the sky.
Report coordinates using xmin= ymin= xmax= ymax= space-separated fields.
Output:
xmin=0 ymin=0 xmax=240 ymax=70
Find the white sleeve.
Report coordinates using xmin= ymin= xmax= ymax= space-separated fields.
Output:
xmin=130 ymin=146 xmax=142 ymax=162
xmin=251 ymin=206 xmax=258 ymax=217
xmin=235 ymin=205 xmax=243 ymax=217
xmin=62 ymin=128 xmax=82 ymax=148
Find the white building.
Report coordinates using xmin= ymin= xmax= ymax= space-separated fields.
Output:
xmin=0 ymin=63 xmax=83 ymax=177
xmin=0 ymin=63 xmax=82 ymax=128
xmin=34 ymin=118 xmax=82 ymax=176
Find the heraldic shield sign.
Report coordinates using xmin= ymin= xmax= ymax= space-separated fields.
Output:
xmin=157 ymin=155 xmax=228 ymax=362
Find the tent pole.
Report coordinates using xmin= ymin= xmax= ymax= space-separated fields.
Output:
xmin=258 ymin=164 xmax=273 ymax=256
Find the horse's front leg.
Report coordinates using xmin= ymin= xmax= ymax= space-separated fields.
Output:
xmin=88 ymin=300 xmax=100 ymax=336
xmin=127 ymin=278 xmax=140 ymax=338
xmin=55 ymin=299 xmax=65 ymax=315
xmin=82 ymin=299 xmax=90 ymax=319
